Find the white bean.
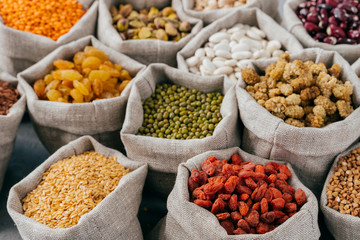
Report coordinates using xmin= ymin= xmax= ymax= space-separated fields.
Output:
xmin=194 ymin=48 xmax=205 ymax=58
xmin=209 ymin=32 xmax=229 ymax=43
xmin=213 ymin=60 xmax=225 ymax=68
xmin=231 ymin=51 xmax=252 ymax=60
xmin=224 ymin=59 xmax=237 ymax=67
xmin=231 ymin=43 xmax=250 ymax=52
xmin=202 ymin=58 xmax=216 ymax=73
xmin=204 ymin=47 xmax=215 ymax=58
xmin=213 ymin=66 xmax=233 ymax=75
xmin=231 ymin=31 xmax=246 ymax=42
xmin=246 ymin=28 xmax=263 ymax=41
xmin=186 ymin=56 xmax=199 ymax=67
xmin=250 ymin=27 xmax=266 ymax=38
xmin=266 ymin=40 xmax=282 ymax=54
xmin=272 ymin=49 xmax=285 ymax=58
xmin=215 ymin=50 xmax=232 ymax=59
xmin=214 ymin=42 xmax=230 ymax=52
xmin=253 ymin=49 xmax=271 ymax=59
xmin=239 ymin=37 xmax=262 ymax=49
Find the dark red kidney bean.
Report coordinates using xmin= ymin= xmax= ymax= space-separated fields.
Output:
xmin=337 ymin=37 xmax=357 ymax=44
xmin=333 ymin=8 xmax=349 ymax=21
xmin=319 ymin=19 xmax=328 ymax=29
xmin=323 ymin=36 xmax=337 ymax=44
xmin=325 ymin=0 xmax=340 ymax=8
xmin=338 ymin=3 xmax=358 ymax=14
xmin=339 ymin=22 xmax=347 ymax=30
xmin=309 ymin=6 xmax=317 ymax=13
xmin=307 ymin=13 xmax=320 ymax=24
xmin=328 ymin=16 xmax=338 ymax=25
xmin=299 ymin=8 xmax=309 ymax=16
xmin=317 ymin=4 xmax=333 ymax=11
xmin=305 ymin=22 xmax=320 ymax=32
xmin=351 ymin=14 xmax=360 ymax=22
xmin=314 ymin=32 xmax=327 ymax=41
xmin=317 ymin=0 xmax=325 ymax=5
xmin=327 ymin=24 xmax=346 ymax=38
xmin=320 ymin=8 xmax=329 ymax=19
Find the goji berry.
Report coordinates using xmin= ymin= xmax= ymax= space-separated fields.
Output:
xmin=251 ymin=187 xmax=258 ymax=200
xmin=285 ymin=203 xmax=297 ymax=213
xmin=268 ymin=162 xmax=279 ymax=171
xmin=208 ymin=156 xmax=217 ymax=162
xmin=218 ymin=193 xmax=231 ymax=201
xmin=288 ymin=212 xmax=296 ymax=217
xmin=244 ymin=209 xmax=260 ymax=227
xmin=231 ymin=211 xmax=242 ymax=222
xmin=271 ymin=198 xmax=285 ymax=211
xmin=255 ymin=165 xmax=265 ymax=174
xmin=278 ymin=164 xmax=292 ymax=178
xmin=269 ymin=224 xmax=276 ymax=231
xmin=242 ymin=162 xmax=256 ymax=171
xmin=237 ymin=219 xmax=250 ymax=232
xmin=188 ymin=177 xmax=199 ymax=193
xmin=220 ymin=220 xmax=235 ymax=235
xmin=233 ymin=227 xmax=247 ymax=235
xmin=216 ymin=212 xmax=230 ymax=220
xmin=238 ymin=170 xmax=254 ymax=179
xmin=208 ymin=176 xmax=227 ymax=184
xmin=269 ymin=187 xmax=282 ymax=199
xmin=254 ymin=183 xmax=268 ymax=202
xmin=222 ymin=164 xmax=235 ymax=178
xmin=264 ymin=189 xmax=273 ymax=202
xmin=273 ymin=210 xmax=286 ymax=219
xmin=231 ymin=154 xmax=242 ymax=165
xmin=253 ymin=172 xmax=267 ymax=181
xmin=240 ymin=193 xmax=249 ymax=201
xmin=264 ymin=164 xmax=277 ymax=175
xmin=201 ymin=160 xmax=215 ymax=176
xmin=260 ymin=198 xmax=268 ymax=213
xmin=232 ymin=165 xmax=242 ymax=175
xmin=194 ymin=199 xmax=212 ymax=208
xmin=203 ymin=182 xmax=224 ymax=196
xmin=260 ymin=211 xmax=276 ymax=223
xmin=256 ymin=222 xmax=269 ymax=234
xmin=277 ymin=172 xmax=288 ymax=181
xmin=224 ymin=176 xmax=239 ymax=193
xmin=269 ymin=183 xmax=275 ymax=188
xmin=250 ymin=228 xmax=256 ymax=234
xmin=229 ymin=194 xmax=238 ymax=211
xmin=236 ymin=185 xmax=252 ymax=195
xmin=267 ymin=174 xmax=277 ymax=183
xmin=295 ymin=188 xmax=306 ymax=206
xmin=276 ymin=215 xmax=289 ymax=224
xmin=192 ymin=187 xmax=207 ymax=200
xmin=211 ymin=198 xmax=226 ymax=213
xmin=213 ymin=160 xmax=227 ymax=175
xmin=257 ymin=179 xmax=267 ymax=187
xmin=283 ymin=193 xmax=293 ymax=203
xmin=245 ymin=177 xmax=257 ymax=189
xmin=252 ymin=202 xmax=260 ymax=211
xmin=239 ymin=201 xmax=249 ymax=216
xmin=246 ymin=198 xmax=253 ymax=208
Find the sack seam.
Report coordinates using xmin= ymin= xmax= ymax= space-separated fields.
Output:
xmin=306 ymin=208 xmax=317 ymax=239
xmin=269 ymin=120 xmax=283 ymax=159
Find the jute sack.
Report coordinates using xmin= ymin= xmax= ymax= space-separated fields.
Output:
xmin=283 ymin=0 xmax=360 ymax=64
xmin=120 ymin=63 xmax=241 ymax=197
xmin=236 ymin=48 xmax=360 ymax=196
xmin=180 ymin=0 xmax=280 ymax=26
xmin=18 ymin=36 xmax=146 ymax=154
xmin=320 ymin=141 xmax=360 ymax=240
xmin=351 ymin=58 xmax=360 ymax=77
xmin=0 ymin=72 xmax=26 ymax=191
xmin=177 ymin=7 xmax=303 ymax=76
xmin=148 ymin=147 xmax=320 ymax=240
xmin=0 ymin=0 xmax=98 ymax=76
xmin=97 ymin=0 xmax=203 ymax=67
xmin=7 ymin=135 xmax=148 ymax=240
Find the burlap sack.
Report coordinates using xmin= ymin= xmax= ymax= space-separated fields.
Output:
xmin=18 ymin=36 xmax=145 ymax=154
xmin=120 ymin=63 xmax=241 ymax=197
xmin=97 ymin=0 xmax=203 ymax=67
xmin=351 ymin=58 xmax=360 ymax=77
xmin=0 ymin=0 xmax=98 ymax=76
xmin=236 ymin=48 xmax=360 ymax=196
xmin=0 ymin=72 xmax=26 ymax=191
xmin=7 ymin=135 xmax=148 ymax=240
xmin=181 ymin=0 xmax=280 ymax=26
xmin=177 ymin=7 xmax=303 ymax=75
xmin=320 ymin=141 xmax=360 ymax=240
xmin=148 ymin=147 xmax=320 ymax=240
xmin=283 ymin=0 xmax=360 ymax=64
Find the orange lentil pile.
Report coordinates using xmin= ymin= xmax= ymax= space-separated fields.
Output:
xmin=0 ymin=0 xmax=87 ymax=40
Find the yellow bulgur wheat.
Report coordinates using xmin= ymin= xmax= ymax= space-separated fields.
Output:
xmin=22 ymin=151 xmax=130 ymax=228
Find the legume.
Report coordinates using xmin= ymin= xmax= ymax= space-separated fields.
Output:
xmin=137 ymin=83 xmax=223 ymax=139
xmin=326 ymin=147 xmax=360 ymax=217
xmin=22 ymin=151 xmax=130 ymax=228
xmin=194 ymin=0 xmax=247 ymax=11
xmin=0 ymin=0 xmax=87 ymax=41
xmin=0 ymin=80 xmax=20 ymax=115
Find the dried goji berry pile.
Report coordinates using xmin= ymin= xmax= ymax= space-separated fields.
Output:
xmin=188 ymin=154 xmax=307 ymax=235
